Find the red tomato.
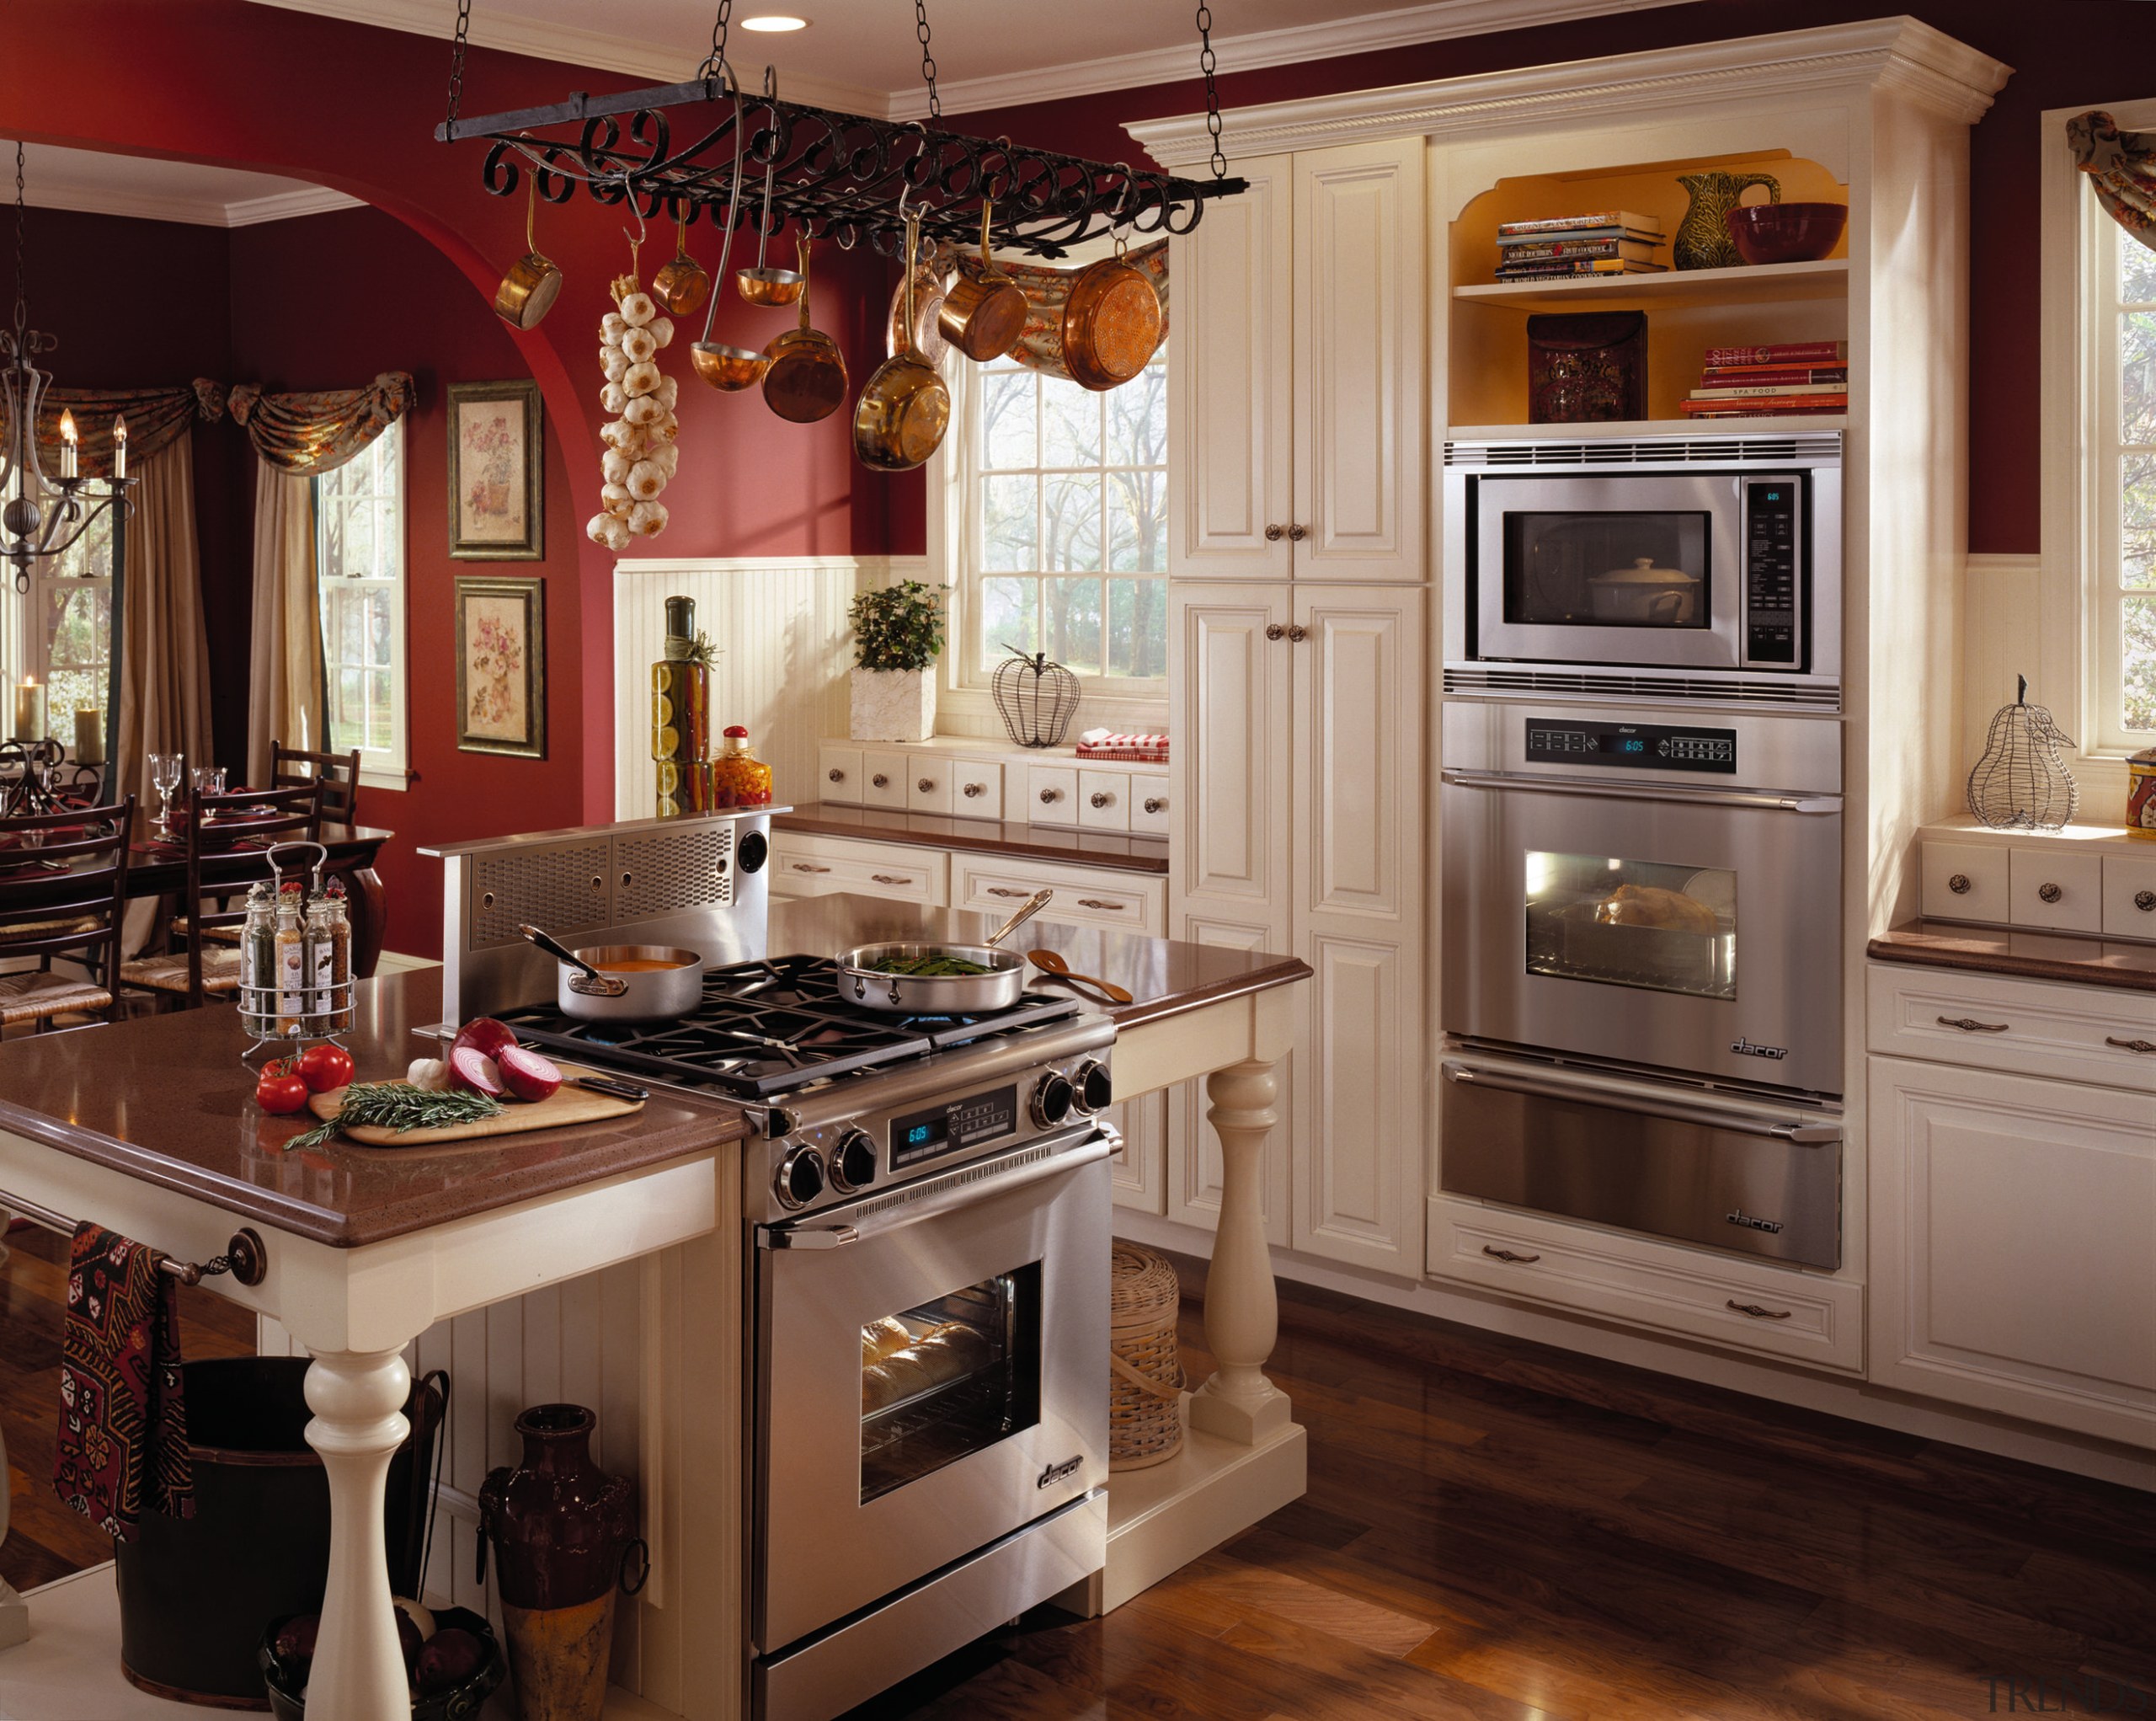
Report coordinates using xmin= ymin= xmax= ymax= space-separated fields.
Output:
xmin=296 ymin=1043 xmax=356 ymax=1094
xmin=255 ymin=1066 xmax=310 ymax=1114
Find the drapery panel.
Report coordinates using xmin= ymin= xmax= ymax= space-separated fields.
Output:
xmin=2069 ymin=110 xmax=2156 ymax=253
xmin=947 ymin=239 xmax=1170 ymax=382
xmin=245 ymin=466 xmax=323 ymax=788
xmin=229 ymin=371 xmax=414 ymax=475
xmin=116 ymin=437 xmax=215 ymax=810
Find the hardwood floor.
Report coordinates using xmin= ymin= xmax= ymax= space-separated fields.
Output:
xmin=3 ymin=1229 xmax=2148 ymax=1719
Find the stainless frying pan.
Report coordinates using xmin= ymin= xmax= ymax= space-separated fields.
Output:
xmin=835 ymin=889 xmax=1051 ymax=1014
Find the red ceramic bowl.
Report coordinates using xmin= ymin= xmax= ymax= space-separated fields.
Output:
xmin=1725 ymin=201 xmax=1847 ymax=265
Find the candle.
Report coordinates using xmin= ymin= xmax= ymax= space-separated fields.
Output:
xmin=112 ymin=414 xmax=126 ymax=483
xmin=57 ymin=409 xmax=77 ymax=479
xmin=73 ymin=706 xmax=103 ymax=764
xmin=13 ymin=678 xmax=45 ymax=744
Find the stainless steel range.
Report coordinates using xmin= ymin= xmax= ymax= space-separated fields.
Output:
xmin=424 ymin=813 xmax=1115 ymax=1721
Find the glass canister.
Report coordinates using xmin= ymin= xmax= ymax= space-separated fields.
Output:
xmin=706 ymin=724 xmax=774 ymax=808
xmin=652 ymin=596 xmax=709 ymax=818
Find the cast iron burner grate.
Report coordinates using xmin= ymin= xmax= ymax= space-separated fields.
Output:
xmin=494 ymin=953 xmax=1082 ymax=1098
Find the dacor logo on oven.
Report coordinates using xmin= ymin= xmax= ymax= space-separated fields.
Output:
xmin=1730 ymin=1038 xmax=1790 ymax=1060
xmin=1037 ymin=1455 xmax=1082 ymax=1489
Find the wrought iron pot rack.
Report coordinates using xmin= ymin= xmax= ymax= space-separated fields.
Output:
xmin=436 ymin=76 xmax=1244 ymax=262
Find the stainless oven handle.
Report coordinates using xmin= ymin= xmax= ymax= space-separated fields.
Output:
xmin=1443 ymin=1061 xmax=1841 ymax=1145
xmin=758 ymin=1128 xmax=1116 ymax=1252
xmin=1440 ymin=769 xmax=1839 ymax=815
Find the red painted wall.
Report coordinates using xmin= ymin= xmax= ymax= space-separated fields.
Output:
xmin=933 ymin=0 xmax=2156 ymax=558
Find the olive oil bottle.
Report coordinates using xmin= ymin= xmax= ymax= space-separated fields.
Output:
xmin=651 ymin=595 xmax=710 ymax=817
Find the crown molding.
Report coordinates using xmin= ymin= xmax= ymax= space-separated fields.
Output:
xmin=1126 ymin=16 xmax=2012 ymax=166
xmin=223 ymin=185 xmax=369 ymax=226
xmin=22 ymin=178 xmax=362 ymax=228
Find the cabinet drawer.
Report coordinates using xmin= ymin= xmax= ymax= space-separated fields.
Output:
xmin=817 ymin=746 xmax=863 ymax=805
xmin=1428 ymin=1195 xmax=1863 ymax=1373
xmin=860 ymin=751 xmax=911 ymax=811
xmin=949 ymin=760 xmax=1003 ymax=820
xmin=953 ymin=858 xmax=1165 ymax=933
xmin=2103 ymin=852 xmax=2156 ymax=939
xmin=1027 ymin=766 xmax=1079 ymax=826
xmin=1129 ymin=782 xmax=1171 ymax=837
xmin=1077 ymin=770 xmax=1130 ymax=832
xmin=771 ymin=836 xmax=945 ymax=905
xmin=2009 ymin=847 xmax=2102 ymax=933
xmin=906 ymin=759 xmax=953 ymax=815
xmin=1921 ymin=841 xmax=2007 ymax=922
xmin=1866 ymin=963 xmax=2156 ymax=1091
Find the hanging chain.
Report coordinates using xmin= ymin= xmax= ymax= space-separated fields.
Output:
xmin=698 ymin=0 xmax=733 ymax=78
xmin=446 ymin=0 xmax=472 ymax=130
xmin=13 ymin=142 xmax=26 ymax=339
xmin=915 ymin=0 xmax=940 ymax=120
xmin=1196 ymin=3 xmax=1226 ymax=180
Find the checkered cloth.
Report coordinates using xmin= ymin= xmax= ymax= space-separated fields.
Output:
xmin=52 ymin=1224 xmax=195 ymax=1540
xmin=1074 ymin=732 xmax=1170 ymax=763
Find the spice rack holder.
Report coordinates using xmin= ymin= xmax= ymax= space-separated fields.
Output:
xmin=237 ymin=842 xmax=356 ymax=1063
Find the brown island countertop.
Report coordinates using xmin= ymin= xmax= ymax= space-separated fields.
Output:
xmin=1869 ymin=918 xmax=2156 ymax=993
xmin=0 ymin=895 xmax=1306 ymax=1249
xmin=775 ymin=802 xmax=1170 ymax=874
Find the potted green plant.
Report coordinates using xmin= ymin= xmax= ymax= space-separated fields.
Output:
xmin=848 ymin=580 xmax=945 ymax=743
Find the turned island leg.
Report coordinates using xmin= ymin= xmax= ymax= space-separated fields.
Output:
xmin=0 ymin=1412 xmax=25 ymax=1649
xmin=1187 ymin=1057 xmax=1291 ymax=1444
xmin=302 ymin=1348 xmax=412 ymax=1721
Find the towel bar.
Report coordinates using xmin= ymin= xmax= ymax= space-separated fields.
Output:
xmin=0 ymin=1189 xmax=267 ymax=1286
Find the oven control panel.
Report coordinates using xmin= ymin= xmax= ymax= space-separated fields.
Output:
xmin=1742 ymin=478 xmax=1801 ymax=665
xmin=1524 ymin=718 xmax=1737 ymax=773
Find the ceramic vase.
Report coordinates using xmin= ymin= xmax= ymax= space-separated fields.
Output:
xmin=1673 ymin=171 xmax=1781 ymax=270
xmin=478 ymin=1404 xmax=638 ymax=1721
xmin=850 ymin=665 xmax=937 ymax=743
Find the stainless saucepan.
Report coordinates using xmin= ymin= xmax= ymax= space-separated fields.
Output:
xmin=835 ymin=888 xmax=1051 ymax=1015
xmin=520 ymin=922 xmax=704 ymax=1023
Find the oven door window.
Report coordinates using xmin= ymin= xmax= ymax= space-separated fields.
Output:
xmin=858 ymin=1264 xmax=1041 ymax=1503
xmin=1503 ymin=512 xmax=1710 ymax=631
xmin=1525 ymin=852 xmax=1736 ymax=1000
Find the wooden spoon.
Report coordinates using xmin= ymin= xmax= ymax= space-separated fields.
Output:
xmin=1027 ymin=948 xmax=1134 ymax=1005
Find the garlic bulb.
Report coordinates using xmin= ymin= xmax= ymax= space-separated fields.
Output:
xmin=618 ymin=291 xmax=658 ymax=327
xmin=602 ymin=312 xmax=627 ymax=343
xmin=622 ymin=361 xmax=661 ymax=397
xmin=601 ymin=480 xmax=633 ymax=510
xmin=601 ymin=447 xmax=630 ymax=485
xmin=622 ymin=325 xmax=658 ymax=365
xmin=587 ymin=510 xmax=632 ymax=551
xmin=649 ymin=316 xmax=675 ymax=350
xmin=656 ymin=375 xmax=679 ymax=411
xmin=623 ymin=394 xmax=664 ymax=426
xmin=628 ymin=499 xmax=669 ymax=537
xmin=626 ymin=460 xmax=665 ymax=500
xmin=649 ymin=442 xmax=680 ymax=478
xmin=601 ymin=348 xmax=630 ymax=384
xmin=600 ymin=381 xmax=628 ymax=416
xmin=594 ymin=276 xmax=676 ymax=547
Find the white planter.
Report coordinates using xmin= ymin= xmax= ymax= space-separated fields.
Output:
xmin=850 ymin=666 xmax=937 ymax=743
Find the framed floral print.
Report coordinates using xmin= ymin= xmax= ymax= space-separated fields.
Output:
xmin=455 ymin=575 xmax=547 ymax=758
xmin=447 ymin=379 xmax=543 ymax=560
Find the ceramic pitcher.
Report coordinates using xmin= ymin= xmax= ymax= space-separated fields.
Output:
xmin=1673 ymin=171 xmax=1781 ymax=270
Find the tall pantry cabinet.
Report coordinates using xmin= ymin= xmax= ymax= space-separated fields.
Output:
xmin=1161 ymin=135 xmax=1429 ymax=1278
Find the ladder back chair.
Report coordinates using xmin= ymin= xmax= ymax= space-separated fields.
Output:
xmin=0 ymin=795 xmax=136 ymax=1030
xmin=270 ymin=740 xmax=362 ymax=826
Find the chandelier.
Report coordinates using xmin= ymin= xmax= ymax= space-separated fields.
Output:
xmin=0 ymin=143 xmax=132 ymax=595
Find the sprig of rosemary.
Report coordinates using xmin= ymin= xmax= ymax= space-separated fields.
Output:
xmin=289 ymin=1082 xmax=506 ymax=1150
xmin=682 ymin=629 xmax=718 ymax=669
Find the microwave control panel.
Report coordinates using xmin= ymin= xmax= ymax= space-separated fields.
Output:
xmin=1524 ymin=718 xmax=1737 ymax=774
xmin=1742 ymin=478 xmax=1801 ymax=665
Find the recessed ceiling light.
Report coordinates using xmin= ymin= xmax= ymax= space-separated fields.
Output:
xmin=740 ymin=13 xmax=809 ymax=29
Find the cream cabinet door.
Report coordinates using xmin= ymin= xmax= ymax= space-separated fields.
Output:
xmin=1169 ymin=584 xmax=1292 ymax=922
xmin=1288 ymin=586 xmax=1427 ymax=1274
xmin=1168 ymin=152 xmax=1293 ymax=580
xmin=1868 ymin=1056 xmax=2156 ymax=1447
xmin=1292 ymin=136 xmax=1426 ymax=582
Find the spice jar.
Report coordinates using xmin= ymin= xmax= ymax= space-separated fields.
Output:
xmin=274 ymin=887 xmax=307 ymax=1036
xmin=706 ymin=724 xmax=773 ymax=808
xmin=239 ymin=881 xmax=275 ymax=1038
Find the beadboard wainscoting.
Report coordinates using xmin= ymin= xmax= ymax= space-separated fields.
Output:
xmin=612 ymin=555 xmax=934 ymax=819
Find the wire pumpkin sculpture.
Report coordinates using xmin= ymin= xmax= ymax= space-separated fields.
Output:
xmin=991 ymin=647 xmax=1081 ymax=748
xmin=1967 ymin=675 xmax=2079 ymax=831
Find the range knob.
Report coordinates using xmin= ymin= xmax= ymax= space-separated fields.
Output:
xmin=1031 ymin=1072 xmax=1075 ymax=1128
xmin=773 ymin=1146 xmax=825 ymax=1211
xmin=830 ymin=1129 xmax=878 ymax=1195
xmin=1072 ymin=1060 xmax=1113 ymax=1114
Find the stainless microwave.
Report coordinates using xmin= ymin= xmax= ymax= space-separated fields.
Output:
xmin=1443 ymin=430 xmax=1842 ymax=707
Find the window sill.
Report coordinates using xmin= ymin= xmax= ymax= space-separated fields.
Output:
xmin=357 ymin=765 xmax=415 ymax=794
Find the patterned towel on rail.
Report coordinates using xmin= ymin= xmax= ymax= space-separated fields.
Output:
xmin=52 ymin=1222 xmax=195 ymax=1539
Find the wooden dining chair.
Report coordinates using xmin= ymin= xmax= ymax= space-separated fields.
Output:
xmin=270 ymin=739 xmax=362 ymax=826
xmin=120 ymin=780 xmax=323 ymax=1009
xmin=0 ymin=796 xmax=136 ymax=1031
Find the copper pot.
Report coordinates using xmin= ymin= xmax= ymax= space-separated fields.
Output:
xmin=886 ymin=239 xmax=950 ymax=369
xmin=937 ymin=198 xmax=1027 ymax=363
xmin=652 ymin=210 xmax=711 ymax=316
xmin=494 ymin=179 xmax=563 ymax=331
xmin=691 ymin=83 xmax=771 ymax=393
xmin=854 ymin=209 xmax=951 ymax=472
xmin=736 ymin=75 xmax=803 ymax=307
xmin=1061 ymin=226 xmax=1161 ymax=393
xmin=761 ymin=237 xmax=848 ymax=424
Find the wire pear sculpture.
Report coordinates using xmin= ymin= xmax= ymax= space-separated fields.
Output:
xmin=1967 ymin=675 xmax=2079 ymax=831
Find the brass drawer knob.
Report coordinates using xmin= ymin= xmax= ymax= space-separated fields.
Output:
xmin=1287 ymin=623 xmax=1309 ymax=642
xmin=2038 ymin=881 xmax=2063 ymax=904
xmin=1264 ymin=524 xmax=1284 ymax=542
xmin=1264 ymin=623 xmax=1287 ymax=641
xmin=918 ymin=778 xmax=936 ymax=793
xmin=1947 ymin=873 xmax=1971 ymax=895
xmin=872 ymin=773 xmax=889 ymax=788
xmin=1144 ymin=797 xmax=1166 ymax=815
xmin=1090 ymin=791 xmax=1113 ymax=809
xmin=1287 ymin=523 xmax=1308 ymax=542
xmin=1039 ymin=787 xmax=1061 ymax=804
xmin=827 ymin=767 xmax=844 ymax=783
xmin=2137 ymin=890 xmax=2156 ymax=913
xmin=963 ymin=782 xmax=985 ymax=798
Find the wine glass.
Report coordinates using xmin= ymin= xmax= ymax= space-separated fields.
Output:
xmin=149 ymin=751 xmax=182 ymax=835
xmin=192 ymin=765 xmax=227 ymax=799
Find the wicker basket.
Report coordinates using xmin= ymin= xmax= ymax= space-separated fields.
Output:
xmin=1108 ymin=1241 xmax=1185 ymax=1471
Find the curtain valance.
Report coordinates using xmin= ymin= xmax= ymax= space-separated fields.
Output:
xmin=947 ymin=238 xmax=1170 ymax=382
xmin=229 ymin=371 xmax=416 ymax=474
xmin=2069 ymin=110 xmax=2156 ymax=253
xmin=0 ymin=381 xmax=224 ymax=481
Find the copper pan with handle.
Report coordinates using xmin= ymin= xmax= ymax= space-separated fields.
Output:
xmin=761 ymin=235 xmax=848 ymax=423
xmin=937 ymin=197 xmax=1027 ymax=363
xmin=1061 ymin=175 xmax=1162 ymax=392
xmin=853 ymin=205 xmax=951 ymax=472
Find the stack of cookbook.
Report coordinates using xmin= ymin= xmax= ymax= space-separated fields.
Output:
xmin=1679 ymin=340 xmax=1848 ymax=416
xmin=1493 ymin=211 xmax=1668 ymax=281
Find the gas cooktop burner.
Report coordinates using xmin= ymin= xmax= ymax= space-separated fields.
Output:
xmin=494 ymin=953 xmax=1084 ymax=1098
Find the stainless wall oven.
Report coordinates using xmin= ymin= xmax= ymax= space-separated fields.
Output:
xmin=1439 ymin=699 xmax=1844 ymax=1267
xmin=1443 ymin=430 xmax=1842 ymax=706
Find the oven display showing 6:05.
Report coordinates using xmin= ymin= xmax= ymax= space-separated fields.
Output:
xmin=890 ymin=1084 xmax=1018 ymax=1169
xmin=1524 ymin=719 xmax=1737 ymax=773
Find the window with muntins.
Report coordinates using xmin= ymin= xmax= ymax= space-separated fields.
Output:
xmin=314 ymin=421 xmax=407 ymax=773
xmin=2102 ymin=217 xmax=2156 ymax=742
xmin=29 ymin=505 xmax=113 ymax=747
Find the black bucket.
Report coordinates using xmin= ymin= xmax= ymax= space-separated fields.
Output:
xmin=113 ymin=1357 xmax=446 ymax=1708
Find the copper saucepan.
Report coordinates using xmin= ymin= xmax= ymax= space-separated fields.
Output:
xmin=1061 ymin=177 xmax=1162 ymax=392
xmin=494 ymin=177 xmax=563 ymax=331
xmin=853 ymin=206 xmax=951 ymax=472
xmin=937 ymin=197 xmax=1027 ymax=363
xmin=652 ymin=208 xmax=711 ymax=317
xmin=691 ymin=79 xmax=771 ymax=393
xmin=762 ymin=236 xmax=848 ymax=423
xmin=886 ymin=237 xmax=950 ymax=369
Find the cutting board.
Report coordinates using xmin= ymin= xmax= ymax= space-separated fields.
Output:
xmin=306 ymin=1063 xmax=645 ymax=1146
